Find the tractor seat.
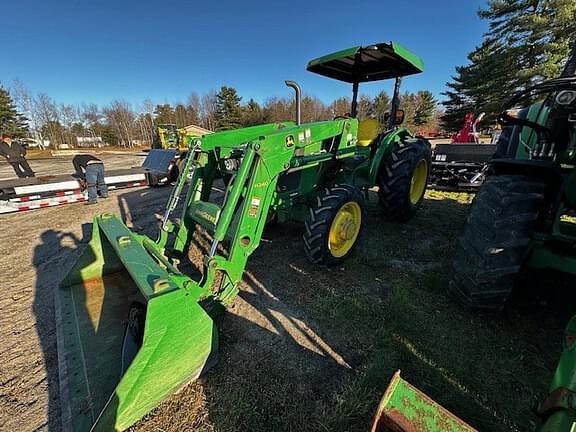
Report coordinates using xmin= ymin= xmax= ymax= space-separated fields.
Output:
xmin=357 ymin=119 xmax=381 ymax=146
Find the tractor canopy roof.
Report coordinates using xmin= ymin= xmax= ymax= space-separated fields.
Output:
xmin=306 ymin=42 xmax=424 ymax=83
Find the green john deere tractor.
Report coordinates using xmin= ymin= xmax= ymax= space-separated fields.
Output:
xmin=370 ymin=46 xmax=576 ymax=432
xmin=449 ymin=51 xmax=576 ymax=311
xmin=55 ymin=41 xmax=431 ymax=431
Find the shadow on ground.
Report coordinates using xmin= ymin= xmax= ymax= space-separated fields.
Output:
xmin=34 ymin=187 xmax=576 ymax=432
xmin=32 ymin=224 xmax=92 ymax=431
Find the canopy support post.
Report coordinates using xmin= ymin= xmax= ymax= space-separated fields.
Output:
xmin=351 ymin=82 xmax=359 ymax=118
xmin=389 ymin=77 xmax=402 ymax=129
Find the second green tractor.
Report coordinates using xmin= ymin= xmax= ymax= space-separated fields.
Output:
xmin=371 ymin=44 xmax=576 ymax=432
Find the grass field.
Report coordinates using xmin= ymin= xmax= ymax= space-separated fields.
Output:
xmin=132 ymin=189 xmax=572 ymax=432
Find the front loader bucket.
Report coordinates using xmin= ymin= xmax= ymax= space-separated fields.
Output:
xmin=55 ymin=214 xmax=217 ymax=431
xmin=371 ymin=371 xmax=477 ymax=432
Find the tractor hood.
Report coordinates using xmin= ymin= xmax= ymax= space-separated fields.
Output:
xmin=306 ymin=41 xmax=424 ymax=83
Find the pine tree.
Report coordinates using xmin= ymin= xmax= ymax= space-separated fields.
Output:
xmin=442 ymin=39 xmax=512 ymax=131
xmin=0 ymin=85 xmax=29 ymax=138
xmin=154 ymin=104 xmax=175 ymax=125
xmin=174 ymin=104 xmax=188 ymax=128
xmin=215 ymin=86 xmax=242 ymax=131
xmin=241 ymin=99 xmax=264 ymax=126
xmin=442 ymin=0 xmax=576 ymax=132
xmin=480 ymin=0 xmax=576 ymax=83
xmin=413 ymin=91 xmax=437 ymax=126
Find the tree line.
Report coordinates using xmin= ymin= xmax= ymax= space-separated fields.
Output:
xmin=1 ymin=80 xmax=440 ymax=148
xmin=442 ymin=0 xmax=576 ymax=131
xmin=3 ymin=1 xmax=575 ymax=143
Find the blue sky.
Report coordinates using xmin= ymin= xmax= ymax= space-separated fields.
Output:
xmin=1 ymin=0 xmax=488 ymax=108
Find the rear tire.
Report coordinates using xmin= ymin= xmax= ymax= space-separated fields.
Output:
xmin=303 ymin=184 xmax=365 ymax=266
xmin=169 ymin=166 xmax=179 ymax=183
xmin=449 ymin=175 xmax=546 ymax=310
xmin=146 ymin=172 xmax=161 ymax=187
xmin=378 ymin=138 xmax=431 ymax=222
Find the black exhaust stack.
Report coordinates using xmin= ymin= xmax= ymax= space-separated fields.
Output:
xmin=285 ymin=80 xmax=301 ymax=126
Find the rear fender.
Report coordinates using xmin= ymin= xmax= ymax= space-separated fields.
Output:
xmin=368 ymin=128 xmax=412 ymax=186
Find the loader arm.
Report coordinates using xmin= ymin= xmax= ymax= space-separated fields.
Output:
xmin=56 ymin=119 xmax=353 ymax=431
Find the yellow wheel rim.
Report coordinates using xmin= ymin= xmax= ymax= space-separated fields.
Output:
xmin=409 ymin=159 xmax=428 ymax=205
xmin=328 ymin=201 xmax=362 ymax=258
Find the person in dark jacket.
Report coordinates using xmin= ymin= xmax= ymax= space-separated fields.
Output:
xmin=72 ymin=154 xmax=108 ymax=204
xmin=0 ymin=135 xmax=35 ymax=178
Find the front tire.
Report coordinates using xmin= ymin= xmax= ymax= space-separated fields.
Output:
xmin=303 ymin=184 xmax=365 ymax=266
xmin=378 ymin=138 xmax=431 ymax=222
xmin=449 ymin=175 xmax=546 ymax=310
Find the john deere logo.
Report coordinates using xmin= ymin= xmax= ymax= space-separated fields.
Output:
xmin=285 ymin=135 xmax=295 ymax=147
xmin=195 ymin=210 xmax=216 ymax=224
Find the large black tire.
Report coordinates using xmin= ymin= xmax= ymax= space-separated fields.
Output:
xmin=378 ymin=138 xmax=432 ymax=222
xmin=449 ymin=175 xmax=546 ymax=310
xmin=170 ymin=152 xmax=188 ymax=183
xmin=146 ymin=172 xmax=161 ymax=187
xmin=303 ymin=184 xmax=365 ymax=266
xmin=169 ymin=164 xmax=180 ymax=183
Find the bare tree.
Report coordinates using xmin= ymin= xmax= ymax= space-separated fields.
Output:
xmin=104 ymin=100 xmax=136 ymax=147
xmin=263 ymin=97 xmax=293 ymax=122
xmin=11 ymin=80 xmax=55 ymax=149
xmin=301 ymin=95 xmax=329 ymax=123
xmin=80 ymin=103 xmax=105 ymax=141
xmin=330 ymin=97 xmax=351 ymax=118
xmin=140 ymin=99 xmax=156 ymax=145
xmin=188 ymin=92 xmax=201 ymax=113
xmin=59 ymin=104 xmax=79 ymax=146
xmin=200 ymin=91 xmax=217 ymax=131
xmin=35 ymin=93 xmax=63 ymax=147
xmin=356 ymin=95 xmax=373 ymax=120
xmin=187 ymin=92 xmax=202 ymax=126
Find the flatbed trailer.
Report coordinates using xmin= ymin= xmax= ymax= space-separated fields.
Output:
xmin=0 ymin=148 xmax=187 ymax=214
xmin=0 ymin=168 xmax=147 ymax=214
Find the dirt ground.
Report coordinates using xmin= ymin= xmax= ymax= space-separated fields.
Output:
xmin=0 ymin=173 xmax=572 ymax=431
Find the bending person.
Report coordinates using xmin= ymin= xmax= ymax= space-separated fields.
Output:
xmin=72 ymin=154 xmax=108 ymax=205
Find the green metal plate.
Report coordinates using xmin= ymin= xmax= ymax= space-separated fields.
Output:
xmin=372 ymin=371 xmax=477 ymax=432
xmin=306 ymin=41 xmax=424 ymax=83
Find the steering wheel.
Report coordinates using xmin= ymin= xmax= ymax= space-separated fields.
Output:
xmin=333 ymin=113 xmax=351 ymax=120
xmin=498 ymin=110 xmax=551 ymax=142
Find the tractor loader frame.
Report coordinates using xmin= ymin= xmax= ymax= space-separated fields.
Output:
xmin=56 ymin=41 xmax=432 ymax=431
